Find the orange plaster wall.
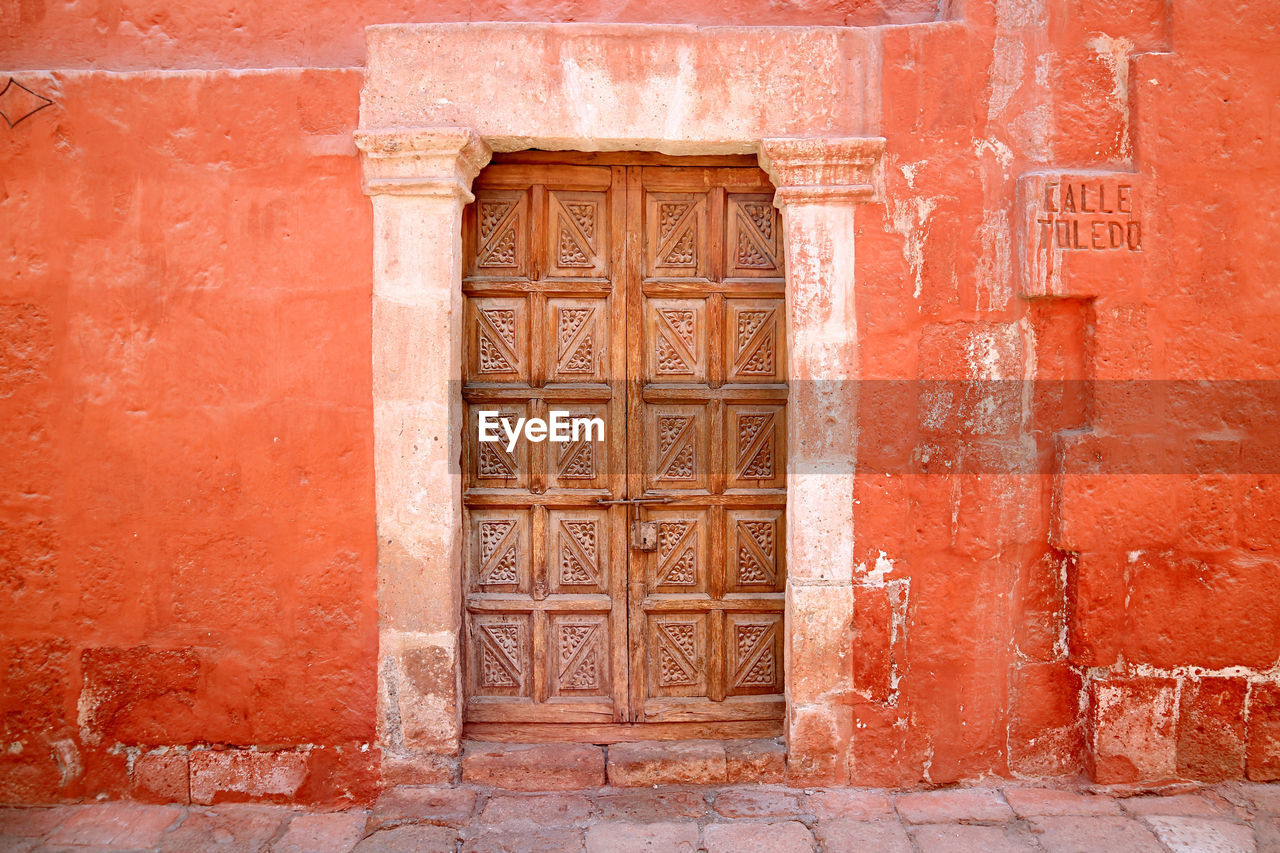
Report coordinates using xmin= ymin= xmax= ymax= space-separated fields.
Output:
xmin=2 ymin=0 xmax=1280 ymax=803
xmin=1 ymin=69 xmax=378 ymax=804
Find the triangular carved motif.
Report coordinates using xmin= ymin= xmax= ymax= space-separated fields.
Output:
xmin=738 ymin=546 xmax=769 ymax=584
xmin=657 ymin=622 xmax=697 ymax=686
xmin=659 ymin=203 xmax=689 ymax=243
xmin=736 ymin=519 xmax=775 ymax=585
xmin=482 ymin=308 xmax=517 ymax=348
xmin=478 ymin=332 xmax=512 ymax=372
xmin=558 ymin=623 xmax=600 ymax=691
xmin=657 ymin=522 xmax=697 ymax=585
xmin=480 ymin=623 xmax=522 ymax=687
xmin=479 ymin=227 xmax=518 ymax=267
xmin=734 ymin=623 xmax=776 ymax=687
xmin=478 ymin=442 xmax=516 ymax=478
xmin=664 ymin=229 xmax=696 ymax=266
xmin=660 ymin=309 xmax=696 ymax=350
xmin=736 ymin=230 xmax=772 ymax=268
xmin=557 ymin=307 xmax=595 ymax=373
xmin=736 ymin=413 xmax=774 ymax=479
xmin=563 ymin=335 xmax=594 ymax=373
xmin=558 ymin=225 xmax=591 ymax=267
xmin=566 ymin=202 xmax=596 ymax=244
xmin=656 ymin=334 xmax=691 ymax=374
xmin=558 ymin=440 xmax=594 ymax=478
xmin=478 ymin=520 xmax=519 ymax=585
xmin=743 ymin=202 xmax=775 ymax=241
xmin=479 ymin=200 xmax=514 ymax=242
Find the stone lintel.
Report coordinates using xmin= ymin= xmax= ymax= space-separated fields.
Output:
xmin=759 ymin=137 xmax=886 ymax=206
xmin=355 ymin=126 xmax=493 ymax=201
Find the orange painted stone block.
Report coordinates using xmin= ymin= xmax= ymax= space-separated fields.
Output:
xmin=189 ymin=751 xmax=310 ymax=805
xmin=1176 ymin=678 xmax=1247 ymax=782
xmin=1246 ymin=683 xmax=1280 ymax=782
xmin=130 ymin=752 xmax=190 ymax=804
xmin=1088 ymin=678 xmax=1178 ymax=785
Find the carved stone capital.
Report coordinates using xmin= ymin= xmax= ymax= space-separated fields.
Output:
xmin=355 ymin=126 xmax=493 ymax=202
xmin=759 ymin=137 xmax=886 ymax=206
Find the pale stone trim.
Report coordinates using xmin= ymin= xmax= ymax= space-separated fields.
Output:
xmin=761 ymin=137 xmax=884 ymax=785
xmin=358 ymin=24 xmax=885 ymax=786
xmin=360 ymin=128 xmax=494 ymax=766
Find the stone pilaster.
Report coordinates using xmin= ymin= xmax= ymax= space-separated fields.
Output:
xmin=759 ymin=137 xmax=885 ymax=786
xmin=356 ymin=128 xmax=492 ymax=772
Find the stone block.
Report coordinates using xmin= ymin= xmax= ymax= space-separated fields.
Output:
xmin=1141 ymin=816 xmax=1256 ymax=853
xmin=805 ymin=789 xmax=894 ymax=820
xmin=606 ymin=740 xmax=726 ymax=787
xmin=1121 ymin=794 xmax=1225 ymax=817
xmin=1177 ymin=677 xmax=1247 ymax=781
xmin=274 ymin=811 xmax=368 ymax=853
xmin=1002 ymin=788 xmax=1122 ymax=817
xmin=910 ymin=823 xmax=1040 ymax=853
xmin=703 ymin=820 xmax=814 ymax=853
xmin=593 ymin=789 xmax=708 ymax=820
xmin=78 ymin=646 xmax=202 ymax=745
xmin=1026 ymin=815 xmax=1168 ymax=852
xmin=816 ymin=818 xmax=912 ymax=853
xmin=463 ymin=825 xmax=585 ymax=853
xmin=381 ymin=752 xmax=458 ymax=786
xmin=786 ymin=703 xmax=852 ymax=786
xmin=159 ymin=804 xmax=288 ymax=852
xmin=189 ymin=750 xmax=310 ymax=805
xmin=355 ymin=824 xmax=457 ymax=853
xmin=1247 ymin=682 xmax=1280 ymax=781
xmin=894 ymin=788 xmax=1014 ymax=824
xmin=785 ymin=584 xmax=853 ymax=704
xmin=0 ymin=806 xmax=77 ymax=838
xmin=45 ymin=803 xmax=183 ymax=848
xmin=584 ymin=821 xmax=699 ymax=853
xmin=477 ymin=793 xmax=593 ymax=826
xmin=711 ymin=787 xmax=802 ymax=817
xmin=368 ymin=785 xmax=477 ymax=832
xmin=1007 ymin=662 xmax=1085 ymax=777
xmin=724 ymin=739 xmax=785 ymax=784
xmin=461 ymin=742 xmax=604 ymax=791
xmin=1088 ymin=677 xmax=1178 ymax=784
xmin=131 ymin=751 xmax=190 ymax=804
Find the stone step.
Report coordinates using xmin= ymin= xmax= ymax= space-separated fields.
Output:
xmin=459 ymin=738 xmax=786 ymax=790
xmin=460 ymin=742 xmax=606 ymax=791
xmin=607 ymin=739 xmax=785 ymax=787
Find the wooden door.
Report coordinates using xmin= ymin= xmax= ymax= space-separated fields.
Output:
xmin=461 ymin=155 xmax=786 ymax=740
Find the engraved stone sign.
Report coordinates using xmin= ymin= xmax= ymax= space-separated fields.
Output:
xmin=1018 ymin=171 xmax=1148 ymax=298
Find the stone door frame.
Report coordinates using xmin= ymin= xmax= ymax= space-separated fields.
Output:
xmin=355 ymin=23 xmax=885 ymax=786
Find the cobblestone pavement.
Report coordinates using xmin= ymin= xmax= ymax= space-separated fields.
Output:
xmin=1 ymin=781 xmax=1277 ymax=852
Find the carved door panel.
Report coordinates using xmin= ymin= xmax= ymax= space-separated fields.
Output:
xmin=461 ymin=158 xmax=786 ymax=734
xmin=627 ymin=167 xmax=787 ymax=725
xmin=461 ymin=164 xmax=630 ymax=724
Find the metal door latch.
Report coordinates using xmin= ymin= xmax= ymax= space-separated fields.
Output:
xmin=595 ymin=496 xmax=670 ymax=552
xmin=631 ymin=521 xmax=659 ymax=551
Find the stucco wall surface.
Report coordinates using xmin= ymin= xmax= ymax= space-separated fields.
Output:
xmin=2 ymin=0 xmax=1279 ymax=804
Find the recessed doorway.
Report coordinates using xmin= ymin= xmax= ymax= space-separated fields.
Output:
xmin=459 ymin=153 xmax=787 ymax=742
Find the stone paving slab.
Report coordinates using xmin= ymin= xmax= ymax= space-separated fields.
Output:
xmin=0 ymin=781 xmax=1274 ymax=852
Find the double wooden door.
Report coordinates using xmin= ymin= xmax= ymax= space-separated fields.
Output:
xmin=460 ymin=155 xmax=787 ymax=740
